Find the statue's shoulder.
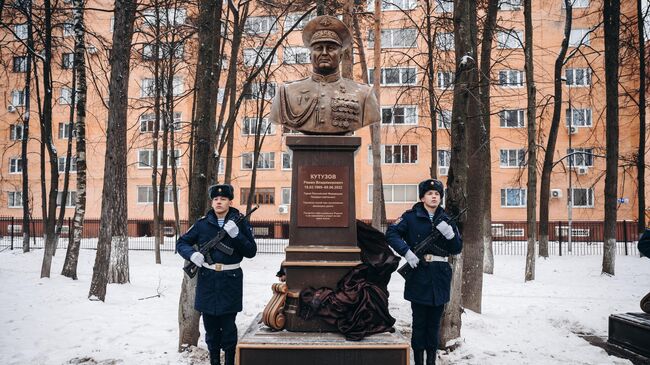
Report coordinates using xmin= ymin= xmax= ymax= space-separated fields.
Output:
xmin=342 ymin=77 xmax=373 ymax=93
xmin=283 ymin=77 xmax=311 ymax=88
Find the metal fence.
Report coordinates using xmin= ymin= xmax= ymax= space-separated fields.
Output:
xmin=0 ymin=217 xmax=642 ymax=256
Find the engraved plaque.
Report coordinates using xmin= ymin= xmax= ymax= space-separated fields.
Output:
xmin=297 ymin=166 xmax=349 ymax=227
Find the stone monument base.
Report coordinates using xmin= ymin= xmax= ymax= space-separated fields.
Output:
xmin=608 ymin=312 xmax=650 ymax=359
xmin=236 ymin=314 xmax=410 ymax=365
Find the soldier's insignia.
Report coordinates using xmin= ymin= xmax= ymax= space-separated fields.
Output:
xmin=320 ymin=17 xmax=332 ymax=26
xmin=331 ymin=96 xmax=360 ymax=128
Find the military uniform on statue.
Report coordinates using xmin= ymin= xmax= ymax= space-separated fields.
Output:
xmin=176 ymin=185 xmax=257 ymax=365
xmin=386 ymin=179 xmax=463 ymax=365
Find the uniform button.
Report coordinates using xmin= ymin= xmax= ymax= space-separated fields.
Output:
xmin=321 ymin=93 xmax=325 ymax=96
xmin=320 ymin=105 xmax=325 ymax=109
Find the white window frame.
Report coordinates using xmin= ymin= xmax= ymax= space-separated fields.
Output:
xmin=499 ymin=148 xmax=526 ymax=168
xmin=8 ymin=191 xmax=23 ymax=208
xmin=565 ymin=68 xmax=592 ymax=87
xmin=437 ymin=110 xmax=452 ymax=129
xmin=499 ymin=109 xmax=525 ymax=128
xmin=243 ymin=47 xmax=277 ymax=67
xmin=243 ymin=82 xmax=276 ymax=100
xmin=13 ymin=56 xmax=28 ymax=72
xmin=367 ymin=0 xmax=417 ymax=11
xmin=570 ymin=188 xmax=594 ymax=208
xmin=59 ymin=87 xmax=73 ymax=105
xmin=282 ymin=151 xmax=292 ymax=170
xmin=381 ymin=105 xmax=418 ymax=125
xmin=137 ymin=149 xmax=181 ymax=168
xmin=369 ymin=67 xmax=417 ymax=86
xmin=368 ymin=29 xmax=417 ymax=48
xmin=437 ymin=71 xmax=454 ymax=89
xmin=58 ymin=122 xmax=74 ymax=139
xmin=500 ymin=188 xmax=526 ymax=207
xmin=56 ymin=191 xmax=77 ymax=207
xmin=566 ymin=108 xmax=592 ymax=127
xmin=433 ymin=0 xmax=454 ymax=13
xmin=242 ymin=117 xmax=275 ymax=136
xmin=435 ymin=32 xmax=454 ymax=51
xmin=284 ymin=12 xmax=316 ymax=31
xmin=10 ymin=124 xmax=24 ymax=141
xmin=142 ymin=8 xmax=187 ymax=27
xmin=137 ymin=186 xmax=177 ymax=204
xmin=244 ymin=16 xmax=278 ymax=36
xmin=58 ymin=157 xmax=78 ymax=173
xmin=368 ymin=184 xmax=418 ymax=203
xmin=567 ymin=148 xmax=594 ymax=167
xmin=438 ymin=150 xmax=451 ymax=176
xmin=496 ymin=30 xmax=523 ymax=49
xmin=498 ymin=0 xmax=522 ymax=10
xmin=241 ymin=152 xmax=276 ymax=170
xmin=140 ymin=77 xmax=184 ymax=98
xmin=142 ymin=42 xmax=184 ymax=60
xmin=14 ymin=24 xmax=28 ymax=40
xmin=12 ymin=89 xmax=26 ymax=106
xmin=281 ymin=187 xmax=292 ymax=205
xmin=63 ymin=21 xmax=74 ymax=37
xmin=498 ymin=69 xmax=524 ymax=87
xmin=9 ymin=157 xmax=22 ymax=174
xmin=383 ymin=144 xmax=418 ymax=164
xmin=569 ymin=28 xmax=591 ymax=47
xmin=62 ymin=53 xmax=74 ymax=69
xmin=563 ymin=0 xmax=589 ymax=8
xmin=283 ymin=46 xmax=310 ymax=64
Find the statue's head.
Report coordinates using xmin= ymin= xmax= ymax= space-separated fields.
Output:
xmin=302 ymin=15 xmax=351 ymax=75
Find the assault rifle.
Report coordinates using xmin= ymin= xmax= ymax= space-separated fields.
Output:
xmin=183 ymin=206 xmax=259 ymax=278
xmin=396 ymin=208 xmax=466 ymax=280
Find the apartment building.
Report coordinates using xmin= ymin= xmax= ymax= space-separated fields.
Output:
xmin=0 ymin=0 xmax=648 ymax=225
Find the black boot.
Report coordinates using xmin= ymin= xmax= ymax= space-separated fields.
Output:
xmin=425 ymin=348 xmax=436 ymax=365
xmin=209 ymin=351 xmax=221 ymax=365
xmin=414 ymin=349 xmax=424 ymax=365
xmin=642 ymin=291 xmax=650 ymax=313
xmin=224 ymin=348 xmax=235 ymax=365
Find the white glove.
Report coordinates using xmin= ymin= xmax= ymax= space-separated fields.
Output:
xmin=190 ymin=252 xmax=205 ymax=267
xmin=436 ymin=221 xmax=455 ymax=240
xmin=223 ymin=220 xmax=239 ymax=238
xmin=404 ymin=250 xmax=419 ymax=269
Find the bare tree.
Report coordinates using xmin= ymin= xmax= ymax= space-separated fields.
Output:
xmin=370 ymin=0 xmax=386 ymax=229
xmin=524 ymin=0 xmax=537 ymax=281
xmin=602 ymin=0 xmax=620 ymax=275
xmin=21 ymin=0 xmax=34 ymax=253
xmin=636 ymin=0 xmax=647 ymax=234
xmin=88 ymin=0 xmax=137 ymax=300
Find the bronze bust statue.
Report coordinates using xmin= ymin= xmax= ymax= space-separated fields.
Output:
xmin=269 ymin=15 xmax=380 ymax=135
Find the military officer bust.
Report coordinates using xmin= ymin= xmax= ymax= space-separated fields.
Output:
xmin=269 ymin=15 xmax=380 ymax=135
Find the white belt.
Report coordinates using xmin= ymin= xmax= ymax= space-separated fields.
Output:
xmin=423 ymin=254 xmax=447 ymax=262
xmin=203 ymin=262 xmax=240 ymax=271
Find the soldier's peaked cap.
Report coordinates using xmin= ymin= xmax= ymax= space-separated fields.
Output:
xmin=302 ymin=15 xmax=352 ymax=50
xmin=208 ymin=184 xmax=234 ymax=200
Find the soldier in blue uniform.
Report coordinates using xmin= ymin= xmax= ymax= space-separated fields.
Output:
xmin=386 ymin=179 xmax=462 ymax=365
xmin=176 ymin=184 xmax=257 ymax=365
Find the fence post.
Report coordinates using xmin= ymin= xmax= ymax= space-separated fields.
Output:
xmin=623 ymin=220 xmax=628 ymax=256
xmin=31 ymin=220 xmax=36 ymax=248
xmin=10 ymin=216 xmax=14 ymax=250
xmin=68 ymin=217 xmax=72 ymax=250
xmin=558 ymin=221 xmax=563 ymax=256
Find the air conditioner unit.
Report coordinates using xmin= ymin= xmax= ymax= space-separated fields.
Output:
xmin=7 ymin=105 xmax=16 ymax=113
xmin=438 ymin=167 xmax=449 ymax=176
xmin=278 ymin=205 xmax=289 ymax=214
xmin=577 ymin=166 xmax=588 ymax=175
xmin=568 ymin=126 xmax=578 ymax=134
xmin=551 ymin=189 xmax=562 ymax=198
xmin=87 ymin=45 xmax=98 ymax=54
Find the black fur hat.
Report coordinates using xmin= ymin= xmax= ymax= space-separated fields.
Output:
xmin=208 ymin=184 xmax=234 ymax=200
xmin=418 ymin=179 xmax=444 ymax=200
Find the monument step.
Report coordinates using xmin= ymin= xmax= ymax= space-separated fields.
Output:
xmin=608 ymin=312 xmax=650 ymax=358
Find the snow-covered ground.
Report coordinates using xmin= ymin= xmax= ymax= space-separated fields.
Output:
xmin=0 ymin=249 xmax=648 ymax=365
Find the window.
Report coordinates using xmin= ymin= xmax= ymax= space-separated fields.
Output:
xmin=565 ymin=68 xmax=591 ymax=86
xmin=139 ymin=112 xmax=182 ymax=132
xmin=368 ymin=29 xmax=417 ymax=48
xmin=284 ymin=12 xmax=316 ymax=30
xmin=13 ymin=56 xmax=27 ymax=72
xmin=567 ymin=148 xmax=594 ymax=167
xmin=110 ymin=16 xmax=114 ymax=32
xmin=58 ymin=157 xmax=77 ymax=172
xmin=437 ymin=71 xmax=454 ymax=89
xmin=281 ymin=187 xmax=291 ymax=205
xmin=61 ymin=53 xmax=74 ymax=69
xmin=368 ymin=0 xmax=417 ymax=11
xmin=496 ymin=30 xmax=522 ymax=49
xmin=243 ymin=47 xmax=277 ymax=67
xmin=563 ymin=0 xmax=589 ymax=8
xmin=570 ymin=188 xmax=594 ymax=207
xmin=12 ymin=89 xmax=25 ymax=106
xmin=369 ymin=67 xmax=417 ymax=86
xmin=59 ymin=87 xmax=72 ymax=105
xmin=241 ymin=152 xmax=275 ymax=170
xmin=243 ymin=82 xmax=276 ymax=100
xmin=282 ymin=151 xmax=292 ymax=170
xmin=138 ymin=149 xmax=181 ymax=168
xmin=142 ymin=42 xmax=184 ymax=60
xmin=566 ymin=108 xmax=592 ymax=127
xmin=63 ymin=21 xmax=74 ymax=37
xmin=500 ymin=188 xmax=526 ymax=207
xmin=283 ymin=46 xmax=310 ymax=64
xmin=368 ymin=184 xmax=418 ymax=203
xmin=142 ymin=8 xmax=187 ymax=27
xmin=240 ymin=187 xmax=275 ymax=205
xmin=56 ymin=191 xmax=77 ymax=207
xmin=438 ymin=150 xmax=451 ymax=176
xmin=569 ymin=29 xmax=590 ymax=47
xmin=435 ymin=33 xmax=454 ymax=51
xmin=9 ymin=157 xmax=22 ymax=173
xmin=437 ymin=110 xmax=452 ymax=129
xmin=58 ymin=122 xmax=74 ymax=139
xmin=137 ymin=186 xmax=177 ymax=203
xmin=499 ymin=0 xmax=521 ymax=10
xmin=140 ymin=77 xmax=184 ymax=97
xmin=499 ymin=149 xmax=526 ymax=167
xmin=8 ymin=191 xmax=23 ymax=208
xmin=242 ymin=117 xmax=275 ymax=136
xmin=499 ymin=69 xmax=524 ymax=87
xmin=217 ymin=88 xmax=225 ymax=104
xmin=384 ymin=144 xmax=418 ymax=164
xmin=381 ymin=106 xmax=417 ymax=125
xmin=434 ymin=0 xmax=454 ymax=12
xmin=10 ymin=124 xmax=24 ymax=141
xmin=14 ymin=24 xmax=28 ymax=40
xmin=245 ymin=16 xmax=278 ymax=36
xmin=499 ymin=109 xmax=525 ymax=128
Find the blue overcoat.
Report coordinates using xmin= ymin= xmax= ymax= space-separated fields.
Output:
xmin=176 ymin=207 xmax=257 ymax=316
xmin=639 ymin=228 xmax=650 ymax=258
xmin=386 ymin=203 xmax=462 ymax=306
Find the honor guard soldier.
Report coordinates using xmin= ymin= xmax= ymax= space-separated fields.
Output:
xmin=176 ymin=184 xmax=257 ymax=365
xmin=386 ymin=179 xmax=462 ymax=365
xmin=269 ymin=15 xmax=380 ymax=135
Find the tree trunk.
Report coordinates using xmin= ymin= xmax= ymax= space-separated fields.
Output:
xmin=62 ymin=0 xmax=88 ymax=279
xmin=637 ymin=0 xmax=646 ymax=233
xmin=524 ymin=0 xmax=537 ymax=281
xmin=108 ymin=236 xmax=129 ymax=283
xmin=602 ymin=0 xmax=620 ymax=276
xmin=21 ymin=0 xmax=35 ymax=253
xmin=88 ymin=0 xmax=136 ymax=300
xmin=539 ymin=0 xmax=572 ymax=258
xmin=440 ymin=0 xmax=475 ymax=346
xmin=424 ymin=0 xmax=438 ymax=179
